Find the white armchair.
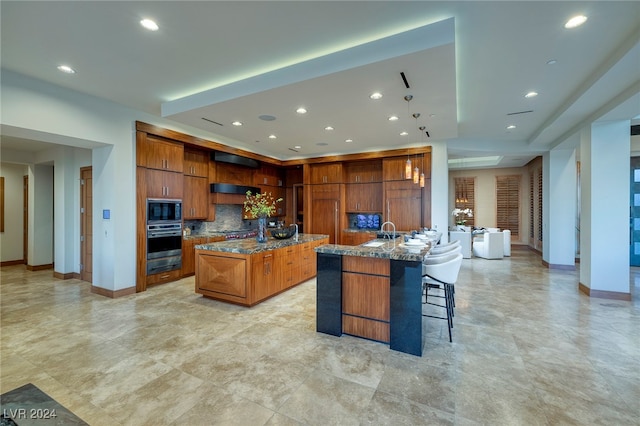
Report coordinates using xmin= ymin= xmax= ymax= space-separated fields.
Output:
xmin=472 ymin=231 xmax=504 ymax=259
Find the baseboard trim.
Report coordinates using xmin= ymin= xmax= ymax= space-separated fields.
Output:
xmin=542 ymin=260 xmax=576 ymax=271
xmin=91 ymin=285 xmax=136 ymax=299
xmin=26 ymin=263 xmax=53 ymax=271
xmin=579 ymin=282 xmax=631 ymax=301
xmin=0 ymin=259 xmax=25 ymax=267
xmin=53 ymin=271 xmax=81 ymax=280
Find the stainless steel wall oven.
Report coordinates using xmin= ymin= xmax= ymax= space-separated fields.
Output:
xmin=146 ymin=198 xmax=182 ymax=275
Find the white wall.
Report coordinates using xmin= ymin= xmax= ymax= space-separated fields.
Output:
xmin=0 ymin=69 xmax=272 ymax=290
xmin=429 ymin=141 xmax=449 ymax=240
xmin=0 ymin=163 xmax=28 ymax=262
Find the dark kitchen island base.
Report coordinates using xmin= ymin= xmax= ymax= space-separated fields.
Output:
xmin=315 ymin=240 xmax=428 ymax=356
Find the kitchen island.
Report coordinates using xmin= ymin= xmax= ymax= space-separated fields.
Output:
xmin=195 ymin=234 xmax=329 ymax=306
xmin=315 ymin=239 xmax=431 ymax=356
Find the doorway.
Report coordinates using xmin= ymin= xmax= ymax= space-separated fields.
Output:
xmin=630 ymin=157 xmax=640 ymax=266
xmin=23 ymin=175 xmax=28 ymax=264
xmin=80 ymin=167 xmax=93 ymax=282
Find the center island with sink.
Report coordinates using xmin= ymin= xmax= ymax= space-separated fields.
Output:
xmin=314 ymin=238 xmax=432 ymax=356
xmin=195 ymin=233 xmax=329 ymax=307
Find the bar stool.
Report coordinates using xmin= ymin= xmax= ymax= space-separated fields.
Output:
xmin=422 ymin=252 xmax=463 ymax=342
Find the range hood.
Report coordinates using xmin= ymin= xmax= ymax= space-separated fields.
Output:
xmin=211 ymin=151 xmax=260 ymax=169
xmin=210 ymin=183 xmax=261 ymax=195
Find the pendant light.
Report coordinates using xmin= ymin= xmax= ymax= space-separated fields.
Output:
xmin=412 ymin=112 xmax=421 ymax=184
xmin=404 ymin=95 xmax=413 ymax=179
xmin=418 ymin=127 xmax=426 ymax=187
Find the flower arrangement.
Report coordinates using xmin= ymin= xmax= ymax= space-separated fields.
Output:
xmin=452 ymin=208 xmax=473 ymax=225
xmin=244 ymin=190 xmax=283 ymax=218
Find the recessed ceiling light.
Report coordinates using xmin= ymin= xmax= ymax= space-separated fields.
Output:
xmin=565 ymin=15 xmax=587 ymax=29
xmin=400 ymin=131 xmax=409 ymax=136
xmin=57 ymin=65 xmax=75 ymax=74
xmin=231 ymin=121 xmax=243 ymax=126
xmin=324 ymin=126 xmax=334 ymax=131
xmin=369 ymin=92 xmax=383 ymax=100
xmin=388 ymin=116 xmax=399 ymax=121
xmin=345 ymin=139 xmax=353 ymax=143
xmin=294 ymin=145 xmax=301 ymax=149
xmin=259 ymin=115 xmax=276 ymax=121
xmin=429 ymin=114 xmax=436 ymax=118
xmin=547 ymin=59 xmax=557 ymax=65
xmin=317 ymin=142 xmax=329 ymax=146
xmin=507 ymin=125 xmax=517 ymax=130
xmin=296 ymin=107 xmax=307 ymax=114
xmin=525 ymin=91 xmax=538 ymax=98
xmin=140 ymin=18 xmax=159 ymax=31
xmin=268 ymin=134 xmax=277 ymax=139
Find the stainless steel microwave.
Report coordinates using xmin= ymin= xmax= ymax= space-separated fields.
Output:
xmin=147 ymin=198 xmax=182 ymax=223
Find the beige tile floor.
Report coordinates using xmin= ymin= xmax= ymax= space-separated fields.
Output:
xmin=1 ymin=249 xmax=639 ymax=425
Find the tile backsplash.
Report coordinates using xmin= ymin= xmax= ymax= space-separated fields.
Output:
xmin=185 ymin=204 xmax=257 ymax=233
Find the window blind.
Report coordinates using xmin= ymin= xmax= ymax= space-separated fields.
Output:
xmin=496 ymin=175 xmax=520 ymax=237
xmin=454 ymin=177 xmax=475 ymax=227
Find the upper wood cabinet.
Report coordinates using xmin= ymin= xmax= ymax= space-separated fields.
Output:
xmin=136 ymin=132 xmax=184 ymax=173
xmin=255 ymin=165 xmax=284 ymax=187
xmin=382 ymin=156 xmax=411 ymax=181
xmin=184 ymin=148 xmax=209 ymax=177
xmin=345 ymin=183 xmax=382 ymax=213
xmin=384 ymin=180 xmax=422 ymax=231
xmin=310 ymin=163 xmax=342 ymax=184
xmin=344 ymin=160 xmax=382 ymax=183
xmin=146 ymin=169 xmax=184 ymax=199
xmin=183 ymin=176 xmax=209 ymax=219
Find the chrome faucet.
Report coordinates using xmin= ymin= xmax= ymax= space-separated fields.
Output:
xmin=293 ymin=223 xmax=299 ymax=241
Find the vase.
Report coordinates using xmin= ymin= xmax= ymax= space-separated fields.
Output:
xmin=257 ymin=215 xmax=268 ymax=243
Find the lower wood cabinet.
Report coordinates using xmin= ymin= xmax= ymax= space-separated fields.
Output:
xmin=182 ymin=236 xmax=225 ymax=277
xmin=341 ymin=231 xmax=376 ymax=246
xmin=195 ymin=237 xmax=328 ymax=306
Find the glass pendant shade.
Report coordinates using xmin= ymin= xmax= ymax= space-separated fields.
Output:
xmin=413 ymin=166 xmax=419 ymax=184
xmin=405 ymin=158 xmax=412 ymax=179
xmin=419 ymin=173 xmax=425 ymax=188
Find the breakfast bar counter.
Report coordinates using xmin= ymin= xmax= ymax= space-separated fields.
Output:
xmin=315 ymin=239 xmax=431 ymax=356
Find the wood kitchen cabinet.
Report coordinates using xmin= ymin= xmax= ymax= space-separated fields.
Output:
xmin=344 ymin=160 xmax=382 ymax=183
xmin=345 ymin=182 xmax=382 ymax=212
xmin=146 ymin=169 xmax=184 ymax=199
xmin=341 ymin=231 xmax=377 ymax=246
xmin=184 ymin=148 xmax=209 ymax=177
xmin=382 ymin=156 xmax=412 ymax=181
xmin=310 ymin=163 xmax=343 ymax=184
xmin=309 ymin=184 xmax=342 ymax=244
xmin=182 ymin=236 xmax=225 ymax=277
xmin=136 ymin=133 xmax=184 ymax=173
xmin=183 ymin=176 xmax=208 ymax=219
xmin=384 ymin=180 xmax=422 ymax=231
xmin=195 ymin=236 xmax=328 ymax=306
xmin=255 ymin=165 xmax=284 ymax=187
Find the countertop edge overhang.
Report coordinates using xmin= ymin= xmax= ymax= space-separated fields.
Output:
xmin=314 ymin=239 xmax=429 ymax=262
xmin=195 ymin=233 xmax=329 ymax=254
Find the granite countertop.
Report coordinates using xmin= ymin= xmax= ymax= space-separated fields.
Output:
xmin=314 ymin=238 xmax=431 ymax=262
xmin=183 ymin=232 xmax=227 ymax=240
xmin=195 ymin=233 xmax=329 ymax=254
